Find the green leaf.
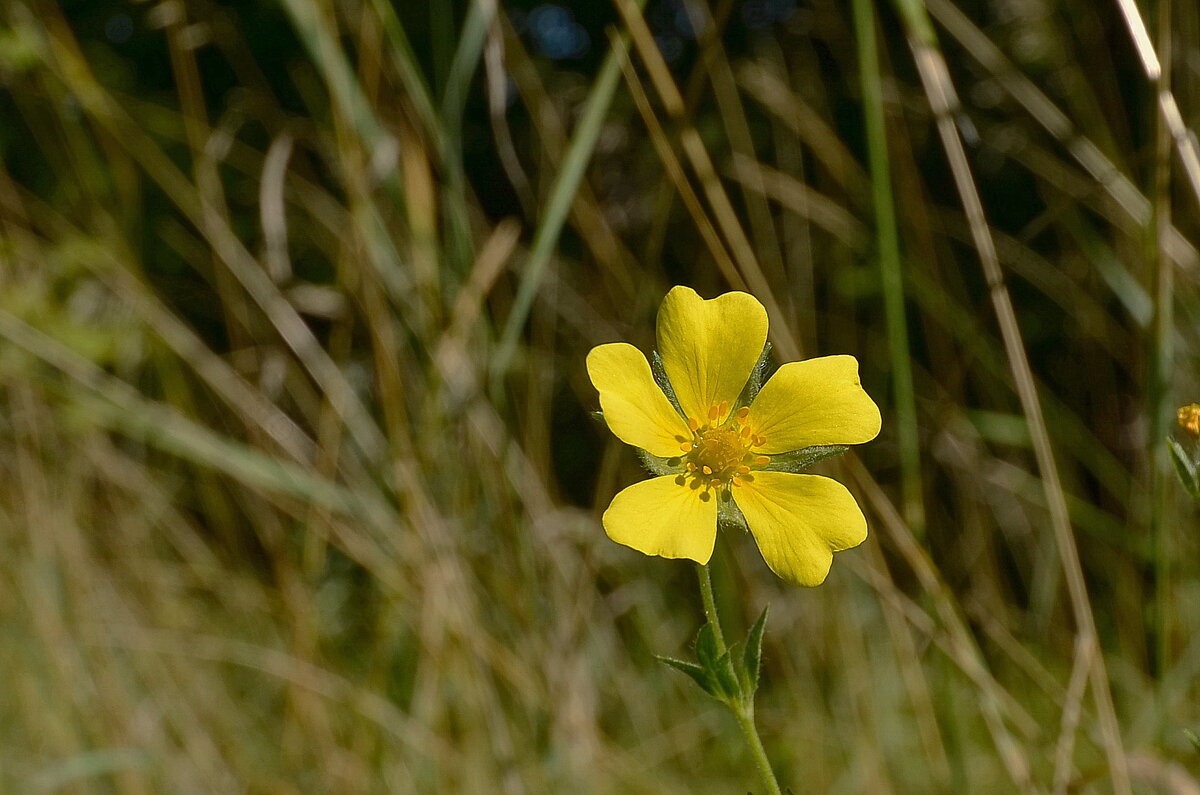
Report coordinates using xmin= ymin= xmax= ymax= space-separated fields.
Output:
xmin=1184 ymin=728 xmax=1200 ymax=752
xmin=743 ymin=605 xmax=769 ymax=693
xmin=1167 ymin=437 xmax=1200 ymax=498
xmin=696 ymin=624 xmax=721 ymax=671
xmin=657 ymin=655 xmax=720 ymax=698
xmin=711 ymin=649 xmax=742 ymax=701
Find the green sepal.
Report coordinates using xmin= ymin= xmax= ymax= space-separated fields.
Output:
xmin=711 ymin=649 xmax=741 ymax=700
xmin=716 ymin=489 xmax=749 ymax=534
xmin=763 ymin=445 xmax=849 ymax=473
xmin=650 ymin=350 xmax=687 ymax=419
xmin=636 ymin=448 xmax=684 ymax=477
xmin=590 ymin=410 xmax=605 ymax=423
xmin=657 ymin=655 xmax=721 ymax=698
xmin=742 ymin=605 xmax=768 ymax=693
xmin=735 ymin=342 xmax=772 ymax=409
xmin=1167 ymin=437 xmax=1200 ymax=498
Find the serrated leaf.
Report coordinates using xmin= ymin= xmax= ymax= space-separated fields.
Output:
xmin=1167 ymin=437 xmax=1200 ymax=497
xmin=743 ymin=605 xmax=769 ymax=693
xmin=657 ymin=655 xmax=721 ymax=697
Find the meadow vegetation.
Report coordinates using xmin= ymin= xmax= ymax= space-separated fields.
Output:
xmin=1 ymin=0 xmax=1199 ymax=791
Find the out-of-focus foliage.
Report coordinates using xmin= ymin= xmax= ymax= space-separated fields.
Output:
xmin=1 ymin=0 xmax=1199 ymax=791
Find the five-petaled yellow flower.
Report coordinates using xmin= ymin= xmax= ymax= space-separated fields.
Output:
xmin=587 ymin=286 xmax=881 ymax=586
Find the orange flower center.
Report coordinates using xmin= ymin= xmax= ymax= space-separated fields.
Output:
xmin=676 ymin=402 xmax=771 ymax=501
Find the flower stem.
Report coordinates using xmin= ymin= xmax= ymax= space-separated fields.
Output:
xmin=696 ymin=563 xmax=727 ymax=654
xmin=733 ymin=704 xmax=783 ymax=795
xmin=696 ymin=564 xmax=782 ymax=795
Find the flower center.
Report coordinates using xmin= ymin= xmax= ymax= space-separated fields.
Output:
xmin=675 ymin=402 xmax=771 ymax=501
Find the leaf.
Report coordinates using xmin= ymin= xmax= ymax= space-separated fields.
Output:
xmin=1185 ymin=728 xmax=1200 ymax=752
xmin=694 ymin=624 xmax=739 ymax=700
xmin=657 ymin=655 xmax=720 ymax=698
xmin=742 ymin=605 xmax=769 ymax=693
xmin=1167 ymin=437 xmax=1200 ymax=498
xmin=696 ymin=623 xmax=721 ymax=670
xmin=712 ymin=649 xmax=741 ymax=700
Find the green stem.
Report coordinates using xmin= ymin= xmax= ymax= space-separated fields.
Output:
xmin=734 ymin=704 xmax=783 ymax=795
xmin=696 ymin=565 xmax=782 ymax=795
xmin=696 ymin=562 xmax=727 ymax=654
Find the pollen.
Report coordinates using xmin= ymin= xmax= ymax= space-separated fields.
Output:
xmin=678 ymin=410 xmax=773 ymax=497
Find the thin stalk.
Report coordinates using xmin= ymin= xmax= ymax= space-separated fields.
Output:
xmin=1151 ymin=0 xmax=1174 ymax=697
xmin=852 ymin=0 xmax=924 ymax=533
xmin=695 ymin=565 xmax=781 ymax=795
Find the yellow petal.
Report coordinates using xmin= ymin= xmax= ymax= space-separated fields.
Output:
xmin=733 ymin=471 xmax=867 ymax=586
xmin=656 ymin=286 xmax=768 ymax=425
xmin=587 ymin=343 xmax=693 ymax=457
xmin=602 ymin=475 xmax=718 ymax=564
xmin=747 ymin=355 xmax=881 ymax=454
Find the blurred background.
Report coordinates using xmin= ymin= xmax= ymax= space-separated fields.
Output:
xmin=2 ymin=0 xmax=1199 ymax=791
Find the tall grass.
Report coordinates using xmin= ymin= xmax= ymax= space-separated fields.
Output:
xmin=1 ymin=0 xmax=1198 ymax=791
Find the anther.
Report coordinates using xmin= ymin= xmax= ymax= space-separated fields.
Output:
xmin=674 ymin=475 xmax=687 ymax=486
xmin=740 ymin=426 xmax=752 ymax=439
xmin=680 ymin=442 xmax=693 ymax=452
xmin=709 ymin=478 xmax=722 ymax=489
xmin=737 ymin=465 xmax=750 ymax=475
xmin=752 ymin=434 xmax=767 ymax=447
xmin=754 ymin=456 xmax=771 ymax=467
xmin=708 ymin=404 xmax=719 ymax=421
xmin=736 ymin=407 xmax=750 ymax=423
xmin=702 ymin=466 xmax=713 ymax=475
xmin=688 ymin=417 xmax=700 ymax=431
xmin=718 ymin=400 xmax=728 ymax=418
xmin=699 ymin=491 xmax=711 ymax=502
xmin=686 ymin=462 xmax=697 ymax=471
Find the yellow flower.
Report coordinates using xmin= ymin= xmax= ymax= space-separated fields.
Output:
xmin=587 ymin=286 xmax=881 ymax=586
xmin=1178 ymin=404 xmax=1200 ymax=439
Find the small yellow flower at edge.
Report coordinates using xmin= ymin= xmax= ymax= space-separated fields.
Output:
xmin=587 ymin=286 xmax=881 ymax=586
xmin=1178 ymin=404 xmax=1200 ymax=439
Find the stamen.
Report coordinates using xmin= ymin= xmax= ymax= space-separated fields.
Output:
xmin=709 ymin=478 xmax=722 ymax=489
xmin=752 ymin=434 xmax=767 ymax=447
xmin=754 ymin=455 xmax=771 ymax=467
xmin=702 ymin=466 xmax=713 ymax=475
xmin=686 ymin=462 xmax=697 ymax=471
xmin=699 ymin=491 xmax=711 ymax=502
xmin=718 ymin=400 xmax=729 ymax=418
xmin=737 ymin=465 xmax=750 ymax=475
xmin=740 ymin=426 xmax=752 ymax=438
xmin=674 ymin=475 xmax=687 ymax=486
xmin=680 ymin=442 xmax=693 ymax=452
xmin=708 ymin=404 xmax=719 ymax=421
xmin=688 ymin=417 xmax=700 ymax=431
xmin=736 ymin=407 xmax=750 ymax=424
